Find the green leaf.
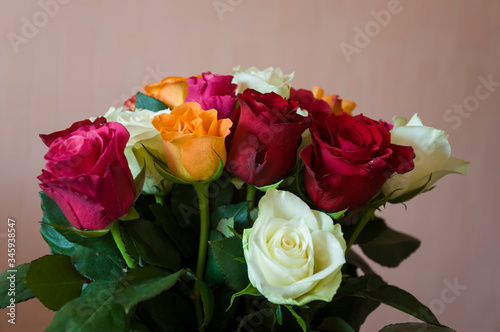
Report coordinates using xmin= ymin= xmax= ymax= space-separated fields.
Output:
xmin=40 ymin=192 xmax=121 ymax=257
xmin=284 ymin=305 xmax=307 ymax=332
xmin=365 ymin=284 xmax=441 ymax=326
xmin=317 ymin=317 xmax=356 ymax=332
xmin=339 ymin=275 xmax=441 ymax=326
xmin=228 ymin=283 xmax=260 ymax=310
xmin=211 ymin=201 xmax=250 ymax=233
xmin=215 ymin=217 xmax=236 ymax=238
xmin=205 ymin=231 xmax=226 ymax=285
xmin=25 ymin=254 xmax=89 ymax=311
xmin=112 ymin=268 xmax=190 ymax=313
xmin=313 ymin=295 xmax=379 ymax=331
xmin=135 ymin=288 xmax=197 ymax=331
xmin=0 ymin=263 xmax=34 ymax=308
xmin=71 ymin=246 xmax=124 ymax=281
xmin=135 ymin=92 xmax=168 ymax=112
xmin=255 ymin=179 xmax=283 ymax=192
xmin=46 ymin=280 xmax=129 ymax=332
xmin=359 ymin=219 xmax=420 ymax=267
xmin=379 ymin=322 xmax=456 ymax=332
xmin=199 ymin=279 xmax=215 ymax=327
xmin=149 ymin=203 xmax=198 ymax=259
xmin=121 ymin=219 xmax=181 ymax=271
xmin=129 ymin=319 xmax=152 ymax=332
xmin=209 ymin=236 xmax=249 ymax=291
xmin=40 ymin=222 xmax=77 ymax=256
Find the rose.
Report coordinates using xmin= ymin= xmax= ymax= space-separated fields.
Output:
xmin=39 ymin=117 xmax=107 ymax=146
xmin=184 ymin=72 xmax=238 ymax=119
xmin=243 ymin=189 xmax=346 ymax=305
xmin=104 ymin=107 xmax=172 ymax=195
xmin=231 ymin=65 xmax=294 ymax=99
xmin=382 ymin=114 xmax=468 ymax=201
xmin=152 ymin=102 xmax=233 ymax=182
xmin=143 ymin=76 xmax=191 ymax=109
xmin=226 ymin=89 xmax=310 ymax=187
xmin=300 ymin=113 xmax=415 ymax=212
xmin=289 ymin=87 xmax=332 ymax=119
xmin=38 ymin=120 xmax=136 ymax=230
xmin=311 ymin=86 xmax=356 ymax=116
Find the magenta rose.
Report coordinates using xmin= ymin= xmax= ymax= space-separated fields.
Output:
xmin=300 ymin=113 xmax=415 ymax=212
xmin=184 ymin=72 xmax=238 ymax=119
xmin=38 ymin=120 xmax=136 ymax=230
xmin=226 ymin=89 xmax=311 ymax=187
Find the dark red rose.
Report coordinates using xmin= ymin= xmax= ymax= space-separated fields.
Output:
xmin=185 ymin=72 xmax=238 ymax=119
xmin=226 ymin=89 xmax=311 ymax=187
xmin=289 ymin=88 xmax=332 ymax=120
xmin=300 ymin=113 xmax=415 ymax=212
xmin=38 ymin=121 xmax=136 ymax=230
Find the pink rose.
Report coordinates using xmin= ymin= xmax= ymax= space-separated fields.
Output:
xmin=185 ymin=72 xmax=238 ymax=119
xmin=38 ymin=120 xmax=136 ymax=230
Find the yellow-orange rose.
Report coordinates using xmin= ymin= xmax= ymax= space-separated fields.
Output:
xmin=312 ymin=86 xmax=356 ymax=115
xmin=152 ymin=102 xmax=232 ymax=182
xmin=143 ymin=76 xmax=191 ymax=109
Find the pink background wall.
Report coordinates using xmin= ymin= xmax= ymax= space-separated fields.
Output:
xmin=1 ymin=0 xmax=499 ymax=331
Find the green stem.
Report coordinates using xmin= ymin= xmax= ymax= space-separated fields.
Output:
xmin=346 ymin=209 xmax=375 ymax=251
xmin=193 ymin=182 xmax=210 ymax=331
xmin=246 ymin=183 xmax=257 ymax=211
xmin=110 ymin=221 xmax=137 ymax=269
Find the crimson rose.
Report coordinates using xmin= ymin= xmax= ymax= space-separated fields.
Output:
xmin=227 ymin=89 xmax=311 ymax=187
xmin=185 ymin=72 xmax=238 ymax=119
xmin=38 ymin=120 xmax=136 ymax=230
xmin=300 ymin=113 xmax=415 ymax=212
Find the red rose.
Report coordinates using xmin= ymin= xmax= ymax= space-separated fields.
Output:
xmin=289 ymin=87 xmax=331 ymax=119
xmin=226 ymin=89 xmax=311 ymax=187
xmin=300 ymin=113 xmax=415 ymax=212
xmin=38 ymin=121 xmax=136 ymax=230
xmin=185 ymin=72 xmax=238 ymax=119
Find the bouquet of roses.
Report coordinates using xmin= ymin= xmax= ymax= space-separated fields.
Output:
xmin=1 ymin=66 xmax=468 ymax=331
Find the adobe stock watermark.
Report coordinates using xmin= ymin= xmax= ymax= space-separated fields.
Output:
xmin=409 ymin=277 xmax=467 ymax=323
xmin=213 ymin=0 xmax=245 ymax=22
xmin=339 ymin=0 xmax=406 ymax=63
xmin=109 ymin=65 xmax=169 ymax=107
xmin=443 ymin=74 xmax=499 ymax=130
xmin=6 ymin=0 xmax=72 ymax=54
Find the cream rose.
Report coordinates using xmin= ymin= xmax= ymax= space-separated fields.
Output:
xmin=104 ymin=107 xmax=172 ymax=195
xmin=243 ymin=189 xmax=346 ymax=305
xmin=382 ymin=113 xmax=468 ymax=201
xmin=231 ymin=65 xmax=294 ymax=99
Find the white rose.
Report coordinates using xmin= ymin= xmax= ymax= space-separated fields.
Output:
xmin=382 ymin=113 xmax=468 ymax=201
xmin=231 ymin=65 xmax=294 ymax=99
xmin=104 ymin=107 xmax=172 ymax=195
xmin=243 ymin=189 xmax=346 ymax=305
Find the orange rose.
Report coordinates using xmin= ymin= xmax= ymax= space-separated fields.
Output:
xmin=311 ymin=86 xmax=356 ymax=115
xmin=152 ymin=102 xmax=232 ymax=182
xmin=144 ymin=76 xmax=191 ymax=109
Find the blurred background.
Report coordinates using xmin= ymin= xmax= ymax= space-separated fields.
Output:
xmin=1 ymin=0 xmax=499 ymax=331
